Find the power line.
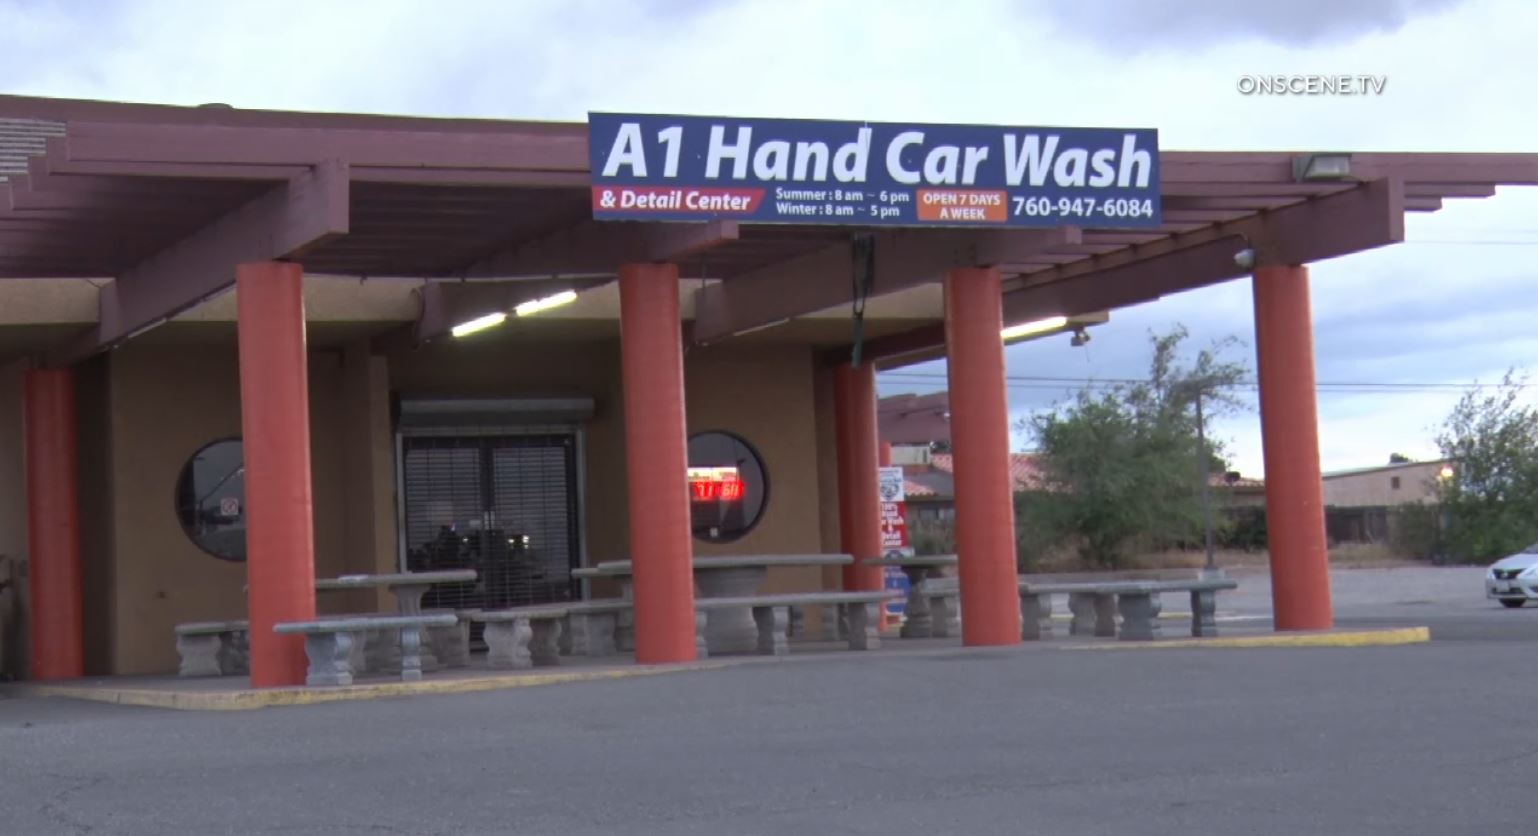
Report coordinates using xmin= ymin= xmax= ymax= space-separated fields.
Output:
xmin=1403 ymin=240 xmax=1538 ymax=246
xmin=877 ymin=370 xmax=1528 ymax=394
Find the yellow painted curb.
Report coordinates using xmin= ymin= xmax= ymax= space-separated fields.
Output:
xmin=11 ymin=663 xmax=724 ymax=711
xmin=1061 ymin=626 xmax=1431 ymax=651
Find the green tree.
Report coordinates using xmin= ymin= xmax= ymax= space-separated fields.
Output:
xmin=1017 ymin=327 xmax=1248 ymax=569
xmin=1434 ymin=370 xmax=1538 ymax=562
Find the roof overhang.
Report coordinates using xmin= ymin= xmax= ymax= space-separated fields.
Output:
xmin=2 ymin=95 xmax=1535 ymax=367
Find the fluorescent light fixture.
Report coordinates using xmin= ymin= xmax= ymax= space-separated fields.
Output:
xmin=515 ymin=290 xmax=579 ymax=317
xmin=1000 ymin=315 xmax=1068 ymax=341
xmin=732 ymin=318 xmax=790 ymax=337
xmin=450 ymin=312 xmax=507 ymax=338
xmin=1291 ymin=153 xmax=1352 ymax=182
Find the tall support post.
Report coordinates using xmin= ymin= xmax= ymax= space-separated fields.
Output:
xmin=1253 ymin=264 xmax=1333 ymax=630
xmin=619 ymin=262 xmax=697 ymax=664
xmin=943 ymin=266 xmax=1022 ymax=646
xmin=237 ymin=261 xmax=318 ymax=687
xmin=24 ymin=368 xmax=83 ymax=680
xmin=834 ymin=362 xmax=885 ymax=591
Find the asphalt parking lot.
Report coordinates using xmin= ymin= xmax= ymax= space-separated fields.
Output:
xmin=2 ymin=566 xmax=1535 ymax=836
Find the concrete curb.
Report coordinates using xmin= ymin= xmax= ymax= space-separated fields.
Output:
xmin=1060 ymin=626 xmax=1432 ymax=651
xmin=10 ymin=663 xmax=724 ymax=711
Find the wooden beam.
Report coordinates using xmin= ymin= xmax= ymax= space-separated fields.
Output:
xmin=689 ymin=226 xmax=1080 ymax=345
xmin=843 ymin=179 xmax=1406 ymax=364
xmin=63 ymin=120 xmax=587 ymax=174
xmin=461 ymin=220 xmax=739 ymax=279
xmin=46 ymin=160 xmax=350 ymax=364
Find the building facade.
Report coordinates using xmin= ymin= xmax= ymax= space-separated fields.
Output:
xmin=0 ymin=96 xmax=1529 ymax=685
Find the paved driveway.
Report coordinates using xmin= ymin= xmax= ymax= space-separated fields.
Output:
xmin=2 ymin=565 xmax=1535 ymax=835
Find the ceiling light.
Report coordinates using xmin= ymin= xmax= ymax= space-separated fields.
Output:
xmin=1291 ymin=153 xmax=1352 ymax=182
xmin=1000 ymin=315 xmax=1068 ymax=342
xmin=515 ymin=290 xmax=578 ymax=317
xmin=450 ymin=312 xmax=507 ymax=338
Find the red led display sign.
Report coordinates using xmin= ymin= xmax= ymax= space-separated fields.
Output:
xmin=688 ymin=466 xmax=743 ymax=503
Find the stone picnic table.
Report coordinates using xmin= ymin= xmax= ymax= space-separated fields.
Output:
xmin=592 ymin=555 xmax=853 ymax=653
xmin=314 ymin=570 xmax=478 ymax=615
xmin=862 ymin=554 xmax=957 ymax=638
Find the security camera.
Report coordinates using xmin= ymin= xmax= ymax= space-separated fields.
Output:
xmin=1069 ymin=327 xmax=1091 ymax=347
xmin=1233 ymin=248 xmax=1256 ymax=270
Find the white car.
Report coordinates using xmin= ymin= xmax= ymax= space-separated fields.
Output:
xmin=1486 ymin=545 xmax=1538 ymax=608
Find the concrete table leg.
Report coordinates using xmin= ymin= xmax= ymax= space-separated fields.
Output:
xmin=347 ymin=633 xmax=367 ymax=675
xmin=1117 ymin=593 xmax=1162 ymax=641
xmin=929 ymin=593 xmax=960 ymax=639
xmin=1093 ymin=593 xmax=1118 ymax=637
xmin=176 ymin=634 xmax=224 ymax=677
xmin=899 ymin=566 xmax=936 ymax=638
xmin=394 ymin=585 xmax=441 ymax=672
xmin=696 ymin=566 xmax=767 ymax=654
xmin=227 ymin=630 xmax=251 ymax=675
xmin=820 ymin=604 xmax=846 ymax=641
xmin=1020 ymin=592 xmax=1053 ymax=641
xmin=615 ymin=581 xmax=636 ymax=652
xmin=846 ymin=602 xmax=882 ymax=650
xmin=567 ymin=613 xmax=618 ymax=657
xmin=753 ymin=606 xmax=790 ymax=655
xmin=1191 ymin=589 xmax=1218 ymax=637
xmin=484 ymin=619 xmax=534 ymax=670
xmin=302 ymin=632 xmax=355 ymax=687
xmin=693 ymin=611 xmax=710 ymax=659
xmin=399 ymin=625 xmax=426 ymax=682
xmin=1068 ymin=592 xmax=1096 ymax=636
xmin=530 ymin=620 xmax=563 ymax=667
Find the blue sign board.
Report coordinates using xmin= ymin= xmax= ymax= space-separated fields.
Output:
xmin=884 ymin=565 xmax=909 ymax=618
xmin=588 ymin=113 xmax=1160 ymax=228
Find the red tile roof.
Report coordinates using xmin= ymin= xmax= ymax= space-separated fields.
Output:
xmin=901 ymin=453 xmax=1044 ymax=499
xmin=900 ymin=452 xmax=1260 ymax=499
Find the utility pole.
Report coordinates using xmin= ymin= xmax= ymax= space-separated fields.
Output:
xmin=1195 ymin=391 xmax=1218 ymax=574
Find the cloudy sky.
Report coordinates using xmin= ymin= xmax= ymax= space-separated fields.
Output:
xmin=3 ymin=0 xmax=1535 ymax=476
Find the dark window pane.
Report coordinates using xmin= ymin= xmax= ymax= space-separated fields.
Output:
xmin=174 ymin=438 xmax=246 ymax=562
xmin=687 ymin=431 xmax=768 ymax=543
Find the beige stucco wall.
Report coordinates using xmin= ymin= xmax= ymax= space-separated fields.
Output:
xmin=387 ymin=334 xmax=631 ymax=567
xmin=1323 ymin=462 xmax=1444 ymax=508
xmin=684 ymin=344 xmax=824 ymax=594
xmin=30 ymin=327 xmax=829 ymax=675
xmin=388 ymin=334 xmax=829 ymax=594
xmin=100 ymin=343 xmax=361 ymax=674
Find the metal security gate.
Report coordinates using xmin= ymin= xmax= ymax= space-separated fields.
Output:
xmin=400 ymin=434 xmax=581 ymax=613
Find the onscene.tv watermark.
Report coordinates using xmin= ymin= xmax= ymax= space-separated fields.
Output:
xmin=1237 ymin=74 xmax=1388 ymax=95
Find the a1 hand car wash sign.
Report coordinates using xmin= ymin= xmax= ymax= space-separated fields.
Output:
xmin=588 ymin=113 xmax=1160 ymax=228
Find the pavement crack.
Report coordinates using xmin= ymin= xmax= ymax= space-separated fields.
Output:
xmin=36 ymin=773 xmax=105 ymax=835
xmin=1466 ymin=745 xmax=1538 ymax=767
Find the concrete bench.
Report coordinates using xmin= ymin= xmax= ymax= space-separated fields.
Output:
xmin=694 ymin=590 xmax=900 ymax=657
xmin=1022 ymin=579 xmax=1238 ymax=641
xmin=465 ymin=607 xmax=569 ymax=670
xmin=274 ymin=613 xmax=456 ymax=686
xmin=174 ymin=621 xmax=249 ymax=677
xmin=916 ymin=576 xmax=1238 ymax=641
xmin=558 ymin=599 xmax=633 ymax=657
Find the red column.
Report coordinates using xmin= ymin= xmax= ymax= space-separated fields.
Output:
xmin=619 ymin=262 xmax=697 ymax=664
xmin=944 ymin=266 xmax=1022 ymax=646
xmin=24 ymin=369 xmax=83 ymax=680
xmin=1253 ymin=265 xmax=1333 ymax=630
xmin=834 ymin=362 xmax=885 ymax=591
xmin=237 ymin=261 xmax=318 ymax=687
xmin=879 ymin=441 xmax=894 ymax=467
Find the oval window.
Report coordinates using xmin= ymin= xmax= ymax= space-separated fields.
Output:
xmin=687 ymin=431 xmax=768 ymax=543
xmin=174 ymin=438 xmax=247 ymax=562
